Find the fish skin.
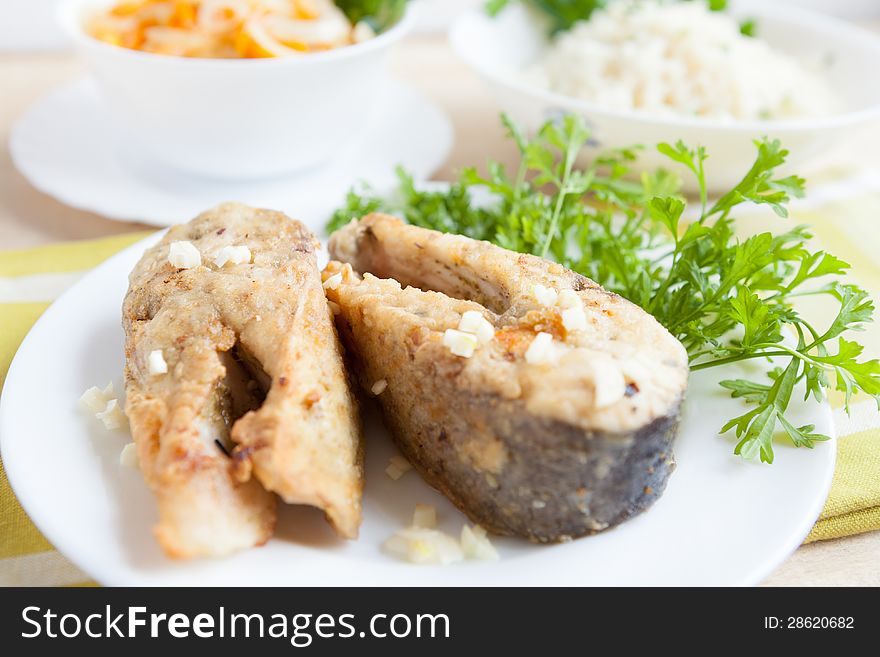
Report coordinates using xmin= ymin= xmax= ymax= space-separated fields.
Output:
xmin=123 ymin=203 xmax=363 ymax=558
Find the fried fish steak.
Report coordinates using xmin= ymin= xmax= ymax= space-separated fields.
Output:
xmin=325 ymin=214 xmax=689 ymax=543
xmin=123 ymin=203 xmax=363 ymax=558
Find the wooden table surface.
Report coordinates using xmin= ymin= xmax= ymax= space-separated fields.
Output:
xmin=1 ymin=36 xmax=878 ymax=586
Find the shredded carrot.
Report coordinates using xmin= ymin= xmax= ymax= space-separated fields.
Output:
xmin=168 ymin=1 xmax=197 ymax=29
xmin=293 ymin=0 xmax=320 ymax=21
xmin=87 ymin=0 xmax=362 ymax=59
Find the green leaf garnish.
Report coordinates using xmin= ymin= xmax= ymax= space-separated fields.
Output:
xmin=334 ymin=0 xmax=407 ymax=32
xmin=486 ymin=0 xmax=753 ymax=35
xmin=327 ymin=113 xmax=880 ymax=463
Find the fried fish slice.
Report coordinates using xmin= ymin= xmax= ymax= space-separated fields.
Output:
xmin=325 ymin=214 xmax=689 ymax=542
xmin=123 ymin=203 xmax=363 ymax=558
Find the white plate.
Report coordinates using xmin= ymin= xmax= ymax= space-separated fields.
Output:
xmin=0 ymin=231 xmax=836 ymax=586
xmin=9 ymin=77 xmax=452 ymax=230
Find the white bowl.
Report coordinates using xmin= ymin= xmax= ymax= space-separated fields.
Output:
xmin=450 ymin=0 xmax=880 ymax=191
xmin=59 ymin=0 xmax=416 ymax=180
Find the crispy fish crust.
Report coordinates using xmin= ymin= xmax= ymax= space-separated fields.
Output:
xmin=326 ymin=214 xmax=689 ymax=542
xmin=123 ymin=203 xmax=363 ymax=558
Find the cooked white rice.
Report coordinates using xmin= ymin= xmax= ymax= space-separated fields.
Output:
xmin=522 ymin=0 xmax=836 ymax=121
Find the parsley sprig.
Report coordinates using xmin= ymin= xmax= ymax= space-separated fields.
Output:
xmin=327 ymin=114 xmax=880 ymax=463
xmin=486 ymin=0 xmax=756 ymax=37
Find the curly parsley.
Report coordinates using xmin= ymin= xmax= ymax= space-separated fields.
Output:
xmin=327 ymin=113 xmax=880 ymax=463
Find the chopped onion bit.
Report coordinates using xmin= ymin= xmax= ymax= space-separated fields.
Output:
xmin=561 ymin=305 xmax=588 ymax=332
xmin=148 ymin=349 xmax=168 ymax=375
xmin=168 ymin=241 xmax=201 ymax=269
xmin=80 ymin=382 xmax=128 ymax=431
xmin=593 ymin=358 xmax=628 ymax=409
xmin=323 ymin=272 xmax=343 ymax=290
xmin=213 ymin=244 xmax=251 ymax=268
xmin=383 ymin=528 xmax=464 ymax=565
xmin=385 ymin=454 xmax=412 ymax=481
xmin=525 ymin=332 xmax=556 ymax=365
xmin=79 ymin=382 xmax=115 ymax=414
xmin=533 ymin=284 xmax=559 ymax=307
xmin=120 ymin=443 xmax=139 ymax=469
xmin=557 ymin=289 xmax=580 ymax=309
xmin=383 ymin=506 xmax=500 ymax=565
xmin=443 ymin=329 xmax=478 ymax=358
xmin=458 ymin=310 xmax=495 ymax=345
xmin=460 ymin=525 xmax=499 ymax=561
xmin=96 ymin=399 xmax=128 ymax=431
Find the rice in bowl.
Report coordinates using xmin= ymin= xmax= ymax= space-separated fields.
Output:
xmin=522 ymin=0 xmax=837 ymax=121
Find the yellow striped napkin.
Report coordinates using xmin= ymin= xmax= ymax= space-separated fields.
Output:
xmin=0 ymin=232 xmax=150 ymax=586
xmin=1 ymin=191 xmax=879 ymax=584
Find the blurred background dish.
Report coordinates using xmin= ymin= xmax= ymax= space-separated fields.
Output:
xmin=9 ymin=76 xmax=452 ymax=230
xmin=3 ymin=1 xmax=877 ymax=54
xmin=58 ymin=0 xmax=416 ymax=179
xmin=415 ymin=0 xmax=880 ymax=30
xmin=83 ymin=0 xmax=394 ymax=58
xmin=450 ymin=0 xmax=880 ymax=191
xmin=775 ymin=0 xmax=880 ymax=20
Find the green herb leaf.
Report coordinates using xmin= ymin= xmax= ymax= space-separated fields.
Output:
xmin=485 ymin=0 xmax=606 ymax=32
xmin=334 ymin=0 xmax=407 ymax=32
xmin=488 ymin=0 xmax=752 ymax=36
xmin=327 ymin=112 xmax=880 ymax=464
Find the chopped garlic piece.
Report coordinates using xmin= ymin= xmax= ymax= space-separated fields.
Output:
xmin=79 ymin=382 xmax=115 ymax=414
xmin=443 ymin=329 xmax=478 ymax=358
xmin=561 ymin=306 xmax=587 ymax=332
xmin=524 ymin=332 xmax=556 ymax=365
xmin=557 ymin=289 xmax=580 ymax=309
xmin=460 ymin=525 xmax=499 ymax=561
xmin=592 ymin=357 xmax=627 ymax=409
xmin=383 ymin=527 xmax=464 ymax=565
xmin=323 ymin=272 xmax=343 ymax=290
xmin=371 ymin=379 xmax=388 ymax=395
xmin=168 ymin=241 xmax=201 ymax=269
xmin=533 ymin=284 xmax=558 ymax=307
xmin=96 ymin=398 xmax=127 ymax=431
xmin=352 ymin=20 xmax=376 ymax=43
xmin=148 ymin=349 xmax=167 ymax=375
xmin=120 ymin=443 xmax=139 ymax=469
xmin=385 ymin=465 xmax=405 ymax=481
xmin=620 ymin=359 xmax=652 ymax=392
xmin=213 ymin=245 xmax=251 ymax=268
xmin=458 ymin=310 xmax=495 ymax=344
xmin=412 ymin=504 xmax=437 ymax=529
xmin=385 ymin=455 xmax=412 ymax=480
xmin=384 ymin=506 xmax=501 ymax=565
